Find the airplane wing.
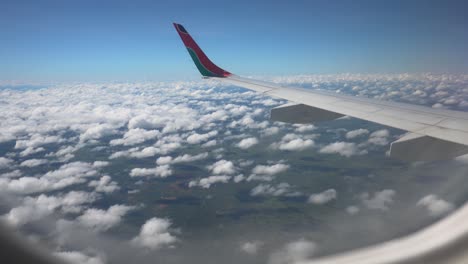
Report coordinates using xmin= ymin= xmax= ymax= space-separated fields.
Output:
xmin=173 ymin=23 xmax=468 ymax=161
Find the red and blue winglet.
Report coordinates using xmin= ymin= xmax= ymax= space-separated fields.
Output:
xmin=173 ymin=23 xmax=231 ymax=78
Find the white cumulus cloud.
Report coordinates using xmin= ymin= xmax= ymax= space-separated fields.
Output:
xmin=88 ymin=175 xmax=120 ymax=193
xmin=368 ymin=129 xmax=390 ymax=146
xmin=186 ymin=131 xmax=217 ymax=144
xmin=0 ymin=157 xmax=14 ymax=169
xmin=361 ymin=189 xmax=396 ymax=211
xmin=130 ymin=165 xmax=172 ymax=178
xmin=2 ymin=191 xmax=97 ymax=226
xmin=54 ymin=251 xmax=106 ymax=264
xmin=78 ymin=204 xmax=135 ymax=232
xmin=241 ymin=241 xmax=263 ymax=255
xmin=189 ymin=175 xmax=231 ymax=189
xmin=156 ymin=153 xmax=209 ymax=165
xmin=207 ymin=160 xmax=236 ymax=175
xmin=271 ymin=134 xmax=314 ymax=151
xmin=250 ymin=183 xmax=300 ymax=197
xmin=131 ymin=217 xmax=177 ymax=250
xmin=417 ymin=194 xmax=454 ymax=217
xmin=269 ymin=239 xmax=317 ymax=264
xmin=0 ymin=162 xmax=97 ymax=194
xmin=237 ymin=137 xmax=259 ymax=149
xmin=110 ymin=128 xmax=159 ymax=146
xmin=308 ymin=189 xmax=337 ymax=205
xmin=20 ymin=158 xmax=48 ymax=167
xmin=248 ymin=163 xmax=290 ymax=182
xmin=345 ymin=128 xmax=369 ymax=139
xmin=319 ymin=142 xmax=364 ymax=157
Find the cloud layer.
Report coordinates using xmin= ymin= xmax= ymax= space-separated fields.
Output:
xmin=0 ymin=74 xmax=467 ymax=264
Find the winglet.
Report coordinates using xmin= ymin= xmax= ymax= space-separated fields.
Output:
xmin=173 ymin=23 xmax=231 ymax=77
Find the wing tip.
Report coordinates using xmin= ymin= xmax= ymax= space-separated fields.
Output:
xmin=172 ymin=23 xmax=232 ymax=78
xmin=173 ymin=23 xmax=188 ymax=34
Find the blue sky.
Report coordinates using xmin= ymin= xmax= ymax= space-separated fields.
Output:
xmin=2 ymin=0 xmax=468 ymax=81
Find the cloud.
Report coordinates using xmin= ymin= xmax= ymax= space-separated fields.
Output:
xmin=189 ymin=175 xmax=231 ymax=189
xmin=80 ymin=124 xmax=118 ymax=142
xmin=345 ymin=128 xmax=369 ymax=139
xmin=319 ymin=142 xmax=364 ymax=157
xmin=225 ymin=104 xmax=251 ymax=116
xmin=110 ymin=146 xmax=159 ymax=159
xmin=261 ymin=127 xmax=280 ymax=136
xmin=294 ymin=124 xmax=316 ymax=133
xmin=432 ymin=103 xmax=445 ymax=109
xmin=228 ymin=115 xmax=255 ymax=128
xmin=252 ymin=164 xmax=289 ymax=175
xmin=48 ymin=145 xmax=79 ymax=161
xmin=0 ymin=170 xmax=22 ymax=178
xmin=129 ymin=165 xmax=172 ymax=178
xmin=269 ymin=239 xmax=317 ymax=264
xmin=110 ymin=136 xmax=183 ymax=159
xmin=308 ymin=189 xmax=337 ymax=205
xmin=19 ymin=147 xmax=45 ymax=157
xmin=2 ymin=195 xmax=60 ymax=226
xmin=92 ymin=161 xmax=109 ymax=168
xmin=173 ymin=152 xmax=209 ymax=163
xmin=200 ymin=110 xmax=228 ymax=123
xmin=0 ymin=162 xmax=98 ymax=194
xmin=417 ymin=194 xmax=454 ymax=217
xmin=88 ymin=176 xmax=120 ymax=193
xmin=368 ymin=129 xmax=390 ymax=146
xmin=361 ymin=189 xmax=396 ymax=211
xmin=252 ymin=98 xmax=279 ymax=107
xmin=110 ymin=128 xmax=159 ymax=146
xmin=154 ymin=136 xmax=183 ymax=152
xmin=20 ymin=158 xmax=48 ymax=167
xmin=0 ymin=133 xmax=15 ymax=144
xmin=186 ymin=131 xmax=217 ymax=144
xmin=156 ymin=153 xmax=209 ymax=165
xmin=207 ymin=160 xmax=236 ymax=175
xmin=131 ymin=217 xmax=177 ymax=250
xmin=346 ymin=205 xmax=360 ymax=215
xmin=126 ymin=104 xmax=201 ymax=134
xmin=271 ymin=134 xmax=314 ymax=151
xmin=250 ymin=183 xmax=300 ymax=197
xmin=54 ymin=251 xmax=106 ymax=264
xmin=59 ymin=191 xmax=99 ymax=213
xmin=2 ymin=75 xmax=467 ymax=263
xmin=237 ymin=137 xmax=259 ymax=149
xmin=202 ymin=139 xmax=217 ymax=147
xmin=156 ymin=156 xmax=173 ymax=165
xmin=0 ymin=157 xmax=14 ymax=169
xmin=248 ymin=163 xmax=290 ymax=182
xmin=78 ymin=204 xmax=135 ymax=232
xmin=15 ymin=134 xmax=65 ymax=150
xmin=241 ymin=241 xmax=263 ymax=255
xmin=44 ymin=161 xmax=98 ymax=179
xmin=238 ymin=160 xmax=254 ymax=167
xmin=2 ymin=191 xmax=97 ymax=226
xmin=233 ymin=174 xmax=246 ymax=183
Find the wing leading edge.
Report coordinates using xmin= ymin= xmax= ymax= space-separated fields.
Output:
xmin=173 ymin=23 xmax=468 ymax=161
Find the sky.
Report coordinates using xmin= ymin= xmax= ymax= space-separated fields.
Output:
xmin=2 ymin=0 xmax=468 ymax=81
